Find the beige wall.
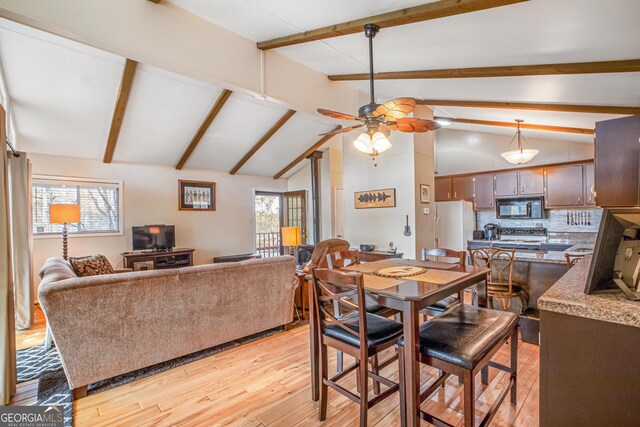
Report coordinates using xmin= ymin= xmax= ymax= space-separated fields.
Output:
xmin=413 ymin=106 xmax=437 ymax=256
xmin=435 ymin=128 xmax=594 ymax=176
xmin=286 ymin=144 xmax=343 ymax=243
xmin=29 ymin=152 xmax=287 ymax=294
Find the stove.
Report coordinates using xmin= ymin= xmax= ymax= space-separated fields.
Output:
xmin=499 ymin=227 xmax=547 ymax=242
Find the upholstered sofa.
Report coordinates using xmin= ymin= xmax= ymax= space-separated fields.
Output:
xmin=38 ymin=255 xmax=296 ymax=398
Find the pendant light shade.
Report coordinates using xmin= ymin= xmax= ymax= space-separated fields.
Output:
xmin=501 ymin=120 xmax=539 ymax=165
xmin=372 ymin=131 xmax=391 ymax=153
xmin=354 ymin=132 xmax=374 ymax=154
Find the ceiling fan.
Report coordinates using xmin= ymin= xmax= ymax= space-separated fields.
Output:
xmin=317 ymin=23 xmax=440 ymax=165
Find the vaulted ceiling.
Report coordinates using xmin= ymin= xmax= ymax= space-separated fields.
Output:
xmin=170 ymin=0 xmax=640 ymax=143
xmin=1 ymin=0 xmax=639 ymax=176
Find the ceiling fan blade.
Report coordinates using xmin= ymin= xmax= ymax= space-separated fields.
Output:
xmin=393 ymin=118 xmax=441 ymax=133
xmin=374 ymin=97 xmax=416 ymax=121
xmin=317 ymin=108 xmax=362 ymax=121
xmin=320 ymin=124 xmax=364 ymax=136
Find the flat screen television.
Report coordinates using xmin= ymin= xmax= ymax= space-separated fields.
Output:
xmin=132 ymin=225 xmax=175 ymax=251
xmin=586 ymin=208 xmax=640 ymax=300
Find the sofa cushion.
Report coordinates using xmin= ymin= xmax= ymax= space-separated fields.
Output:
xmin=68 ymin=254 xmax=115 ymax=277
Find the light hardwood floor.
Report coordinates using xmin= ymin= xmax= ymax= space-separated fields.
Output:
xmin=13 ymin=306 xmax=540 ymax=426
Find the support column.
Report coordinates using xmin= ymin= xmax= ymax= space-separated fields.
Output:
xmin=307 ymin=151 xmax=323 ymax=244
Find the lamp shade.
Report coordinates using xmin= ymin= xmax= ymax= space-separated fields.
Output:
xmin=500 ymin=148 xmax=539 ymax=165
xmin=281 ymin=226 xmax=301 ymax=246
xmin=49 ymin=204 xmax=80 ymax=224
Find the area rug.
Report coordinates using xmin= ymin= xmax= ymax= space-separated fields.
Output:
xmin=16 ymin=326 xmax=286 ymax=426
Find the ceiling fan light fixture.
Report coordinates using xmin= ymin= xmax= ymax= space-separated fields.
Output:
xmin=354 ymin=132 xmax=374 ymax=154
xmin=372 ymin=131 xmax=391 ymax=153
xmin=501 ymin=119 xmax=539 ymax=165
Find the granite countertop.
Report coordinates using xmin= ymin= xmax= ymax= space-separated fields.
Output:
xmin=467 ymin=240 xmax=593 ymax=264
xmin=539 ymin=255 xmax=640 ymax=328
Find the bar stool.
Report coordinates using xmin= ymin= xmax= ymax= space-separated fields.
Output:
xmin=468 ymin=247 xmax=529 ymax=314
xmin=565 ymin=253 xmax=585 ymax=269
xmin=311 ymin=268 xmax=403 ymax=427
xmin=398 ymin=305 xmax=519 ymax=427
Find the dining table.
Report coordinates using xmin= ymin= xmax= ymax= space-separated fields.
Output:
xmin=306 ymin=257 xmax=490 ymax=427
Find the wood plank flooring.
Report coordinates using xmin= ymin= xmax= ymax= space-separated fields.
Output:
xmin=13 ymin=306 xmax=540 ymax=426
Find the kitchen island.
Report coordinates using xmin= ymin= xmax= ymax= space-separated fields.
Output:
xmin=538 ymin=255 xmax=640 ymax=427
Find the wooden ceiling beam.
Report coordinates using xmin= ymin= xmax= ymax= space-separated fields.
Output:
xmin=273 ymin=126 xmax=341 ymax=179
xmin=417 ymin=99 xmax=640 ymax=115
xmin=257 ymin=0 xmax=527 ymax=50
xmin=175 ymin=89 xmax=233 ymax=170
xmin=103 ymin=59 xmax=137 ymax=163
xmin=230 ymin=109 xmax=296 ymax=175
xmin=328 ymin=59 xmax=640 ymax=81
xmin=434 ymin=117 xmax=594 ymax=135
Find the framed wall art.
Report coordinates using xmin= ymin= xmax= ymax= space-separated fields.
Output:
xmin=179 ymin=180 xmax=216 ymax=211
xmin=354 ymin=188 xmax=396 ymax=209
xmin=420 ymin=184 xmax=430 ymax=203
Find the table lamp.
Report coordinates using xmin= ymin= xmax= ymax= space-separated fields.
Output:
xmin=49 ymin=203 xmax=81 ymax=260
xmin=281 ymin=226 xmax=301 ymax=257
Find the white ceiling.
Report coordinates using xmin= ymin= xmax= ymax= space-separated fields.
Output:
xmin=0 ymin=17 xmax=334 ymax=178
xmin=169 ymin=0 xmax=640 ymax=139
xmin=2 ymin=0 xmax=639 ymax=176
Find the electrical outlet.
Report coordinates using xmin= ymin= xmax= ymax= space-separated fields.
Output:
xmin=423 ymin=207 xmax=430 ymax=215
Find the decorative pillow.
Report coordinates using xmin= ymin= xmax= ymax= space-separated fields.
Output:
xmin=68 ymin=254 xmax=115 ymax=277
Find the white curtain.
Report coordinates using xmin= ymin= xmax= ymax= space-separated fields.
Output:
xmin=8 ymin=152 xmax=32 ymax=330
xmin=1 ymin=106 xmax=17 ymax=405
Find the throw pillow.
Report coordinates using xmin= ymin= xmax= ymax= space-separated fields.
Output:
xmin=68 ymin=254 xmax=115 ymax=277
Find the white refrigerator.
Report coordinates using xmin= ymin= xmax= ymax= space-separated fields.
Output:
xmin=435 ymin=200 xmax=476 ymax=252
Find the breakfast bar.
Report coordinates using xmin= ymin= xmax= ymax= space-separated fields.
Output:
xmin=538 ymin=255 xmax=640 ymax=426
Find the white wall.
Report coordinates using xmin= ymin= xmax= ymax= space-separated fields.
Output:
xmin=413 ymin=106 xmax=437 ymax=256
xmin=435 ymin=128 xmax=594 ymax=176
xmin=342 ymin=131 xmax=418 ymax=259
xmin=29 ymin=152 xmax=287 ymax=292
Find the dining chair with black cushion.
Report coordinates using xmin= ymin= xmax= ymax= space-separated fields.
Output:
xmin=311 ymin=268 xmax=403 ymax=427
xmin=420 ymin=248 xmax=468 ymax=316
xmin=302 ymin=238 xmax=350 ymax=273
xmin=468 ymin=247 xmax=529 ymax=314
xmin=326 ymin=249 xmax=401 ymax=380
xmin=398 ymin=305 xmax=519 ymax=427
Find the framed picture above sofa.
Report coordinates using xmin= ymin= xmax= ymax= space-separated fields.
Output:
xmin=179 ymin=180 xmax=216 ymax=211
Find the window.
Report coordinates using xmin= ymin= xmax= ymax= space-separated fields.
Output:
xmin=32 ymin=176 xmax=123 ymax=236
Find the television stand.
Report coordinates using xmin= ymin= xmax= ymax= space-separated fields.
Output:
xmin=122 ymin=248 xmax=194 ymax=271
xmin=611 ymin=272 xmax=640 ymax=301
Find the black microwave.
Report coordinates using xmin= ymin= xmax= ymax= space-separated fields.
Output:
xmin=496 ymin=197 xmax=545 ymax=219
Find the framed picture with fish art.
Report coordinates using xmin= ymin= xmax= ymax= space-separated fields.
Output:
xmin=354 ymin=188 xmax=396 ymax=209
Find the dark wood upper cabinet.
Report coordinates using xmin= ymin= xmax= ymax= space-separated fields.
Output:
xmin=584 ymin=163 xmax=596 ymax=206
xmin=545 ymin=165 xmax=584 ymax=207
xmin=518 ymin=169 xmax=544 ymax=195
xmin=434 ymin=177 xmax=452 ymax=201
xmin=452 ymin=176 xmax=474 ymax=200
xmin=473 ymin=174 xmax=494 ymax=210
xmin=594 ymin=115 xmax=640 ymax=207
xmin=494 ymin=172 xmax=518 ymax=197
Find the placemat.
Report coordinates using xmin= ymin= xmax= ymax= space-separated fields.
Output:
xmin=406 ymin=269 xmax=469 ymax=284
xmin=374 ymin=265 xmax=427 ymax=278
xmin=362 ymin=275 xmax=407 ymax=290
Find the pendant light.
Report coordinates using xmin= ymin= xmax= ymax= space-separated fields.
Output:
xmin=501 ymin=119 xmax=539 ymax=165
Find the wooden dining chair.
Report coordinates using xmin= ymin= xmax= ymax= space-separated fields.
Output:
xmin=325 ymin=249 xmax=399 ymax=378
xmin=565 ymin=253 xmax=585 ymax=269
xmin=326 ymin=250 xmax=360 ymax=269
xmin=468 ymin=247 xmax=529 ymax=314
xmin=398 ymin=305 xmax=519 ymax=427
xmin=311 ymin=268 xmax=402 ymax=427
xmin=420 ymin=248 xmax=467 ymax=316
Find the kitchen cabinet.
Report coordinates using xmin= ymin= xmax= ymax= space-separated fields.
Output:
xmin=545 ymin=165 xmax=584 ymax=207
xmin=584 ymin=163 xmax=596 ymax=206
xmin=495 ymin=172 xmax=518 ymax=197
xmin=473 ymin=174 xmax=494 ymax=210
xmin=452 ymin=176 xmax=473 ymax=200
xmin=518 ymin=169 xmax=544 ymax=195
xmin=434 ymin=177 xmax=452 ymax=201
xmin=594 ymin=115 xmax=640 ymax=207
